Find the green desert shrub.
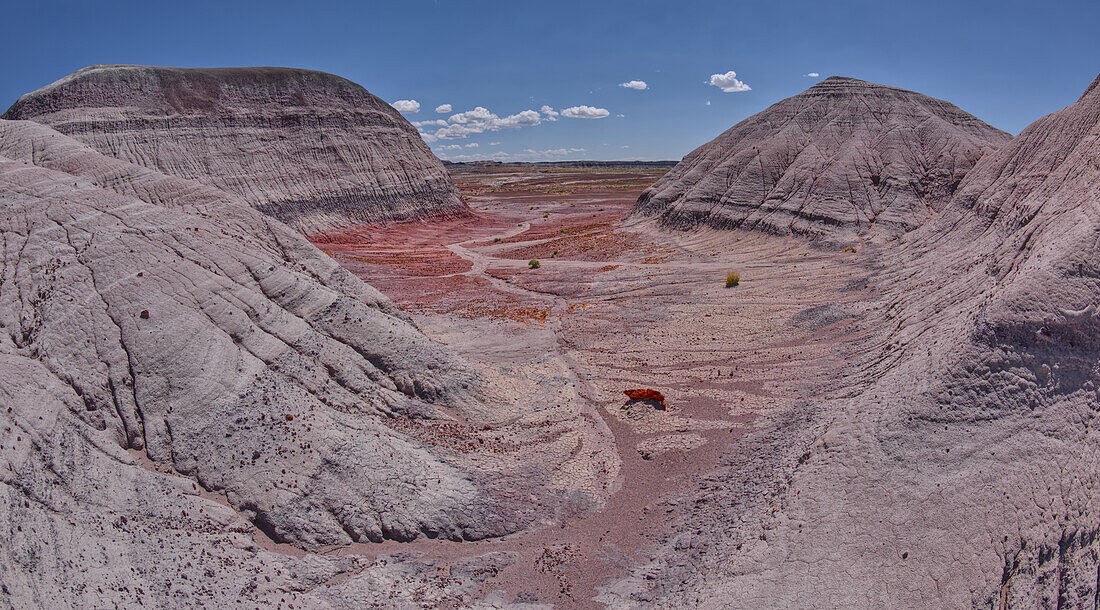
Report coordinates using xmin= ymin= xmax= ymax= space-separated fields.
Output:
xmin=529 ymin=259 xmax=541 ymax=269
xmin=725 ymin=271 xmax=740 ymax=288
xmin=841 ymin=245 xmax=857 ymax=253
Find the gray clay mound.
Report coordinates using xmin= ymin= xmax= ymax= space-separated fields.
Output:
xmin=609 ymin=73 xmax=1100 ymax=609
xmin=2 ymin=64 xmax=468 ymax=233
xmin=632 ymin=76 xmax=1012 ymax=245
xmin=0 ymin=117 xmax=510 ymax=562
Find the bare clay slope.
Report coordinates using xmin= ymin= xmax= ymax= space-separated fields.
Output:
xmin=0 ymin=115 xmax=524 ymax=566
xmin=609 ymin=74 xmax=1100 ymax=608
xmin=2 ymin=64 xmax=467 ymax=233
xmin=632 ymin=76 xmax=1011 ymax=244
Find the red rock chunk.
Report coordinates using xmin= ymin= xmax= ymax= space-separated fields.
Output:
xmin=624 ymin=389 xmax=665 ymax=408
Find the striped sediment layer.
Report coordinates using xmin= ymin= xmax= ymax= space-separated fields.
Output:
xmin=3 ymin=64 xmax=469 ymax=233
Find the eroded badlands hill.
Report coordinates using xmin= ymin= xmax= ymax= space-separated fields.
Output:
xmin=6 ymin=63 xmax=1100 ymax=608
xmin=609 ymin=74 xmax=1100 ymax=608
xmin=632 ymin=76 xmax=1011 ymax=244
xmin=2 ymin=64 xmax=467 ymax=233
xmin=0 ymin=118 xmax=607 ymax=607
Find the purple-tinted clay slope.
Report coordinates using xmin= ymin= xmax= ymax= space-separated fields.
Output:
xmin=3 ymin=64 xmax=468 ymax=233
xmin=0 ymin=117 xmax=611 ymax=608
xmin=607 ymin=73 xmax=1100 ymax=609
xmin=632 ymin=76 xmax=1011 ymax=245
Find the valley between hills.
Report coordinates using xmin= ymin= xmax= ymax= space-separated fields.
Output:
xmin=311 ymin=166 xmax=875 ymax=606
xmin=2 ymin=65 xmax=1099 ymax=609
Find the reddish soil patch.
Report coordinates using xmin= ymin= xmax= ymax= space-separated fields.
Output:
xmin=313 ymin=213 xmax=554 ymax=323
xmin=498 ymin=229 xmax=675 ymax=262
xmin=498 ymin=213 xmax=622 ymax=245
xmin=312 ymin=216 xmax=483 ymax=278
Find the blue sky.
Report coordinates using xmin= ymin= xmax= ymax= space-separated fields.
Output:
xmin=2 ymin=0 xmax=1097 ymax=161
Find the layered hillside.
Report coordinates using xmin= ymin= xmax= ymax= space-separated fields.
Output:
xmin=0 ymin=118 xmax=605 ymax=606
xmin=611 ymin=74 xmax=1100 ymax=608
xmin=632 ymin=76 xmax=1011 ymax=244
xmin=2 ymin=64 xmax=467 ymax=233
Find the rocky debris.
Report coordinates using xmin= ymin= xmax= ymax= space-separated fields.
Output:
xmin=0 ymin=117 xmax=588 ymax=606
xmin=631 ymin=76 xmax=1011 ymax=244
xmin=534 ymin=544 xmax=582 ymax=600
xmin=608 ymin=73 xmax=1100 ymax=608
xmin=623 ymin=388 xmax=665 ymax=408
xmin=2 ymin=64 xmax=468 ymax=233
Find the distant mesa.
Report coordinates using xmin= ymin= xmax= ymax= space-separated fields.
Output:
xmin=631 ymin=76 xmax=1012 ymax=244
xmin=443 ymin=159 xmax=679 ymax=170
xmin=2 ymin=64 xmax=468 ymax=233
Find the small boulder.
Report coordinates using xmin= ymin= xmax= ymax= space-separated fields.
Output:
xmin=624 ymin=388 xmax=665 ymax=409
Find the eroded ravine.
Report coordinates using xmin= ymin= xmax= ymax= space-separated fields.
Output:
xmin=303 ymin=167 xmax=883 ymax=607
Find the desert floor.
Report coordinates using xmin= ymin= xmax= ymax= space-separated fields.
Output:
xmin=310 ymin=167 xmax=880 ymax=607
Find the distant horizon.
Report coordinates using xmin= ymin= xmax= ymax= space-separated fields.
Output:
xmin=3 ymin=0 xmax=1097 ymax=162
xmin=440 ymin=158 xmax=682 ymax=164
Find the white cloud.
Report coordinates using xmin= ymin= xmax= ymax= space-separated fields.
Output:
xmin=522 ymin=147 xmax=586 ymax=157
xmin=448 ymin=106 xmax=496 ymax=125
xmin=391 ymin=99 xmax=420 ymax=113
xmin=708 ymin=71 xmax=751 ymax=93
xmin=437 ymin=147 xmax=588 ymax=162
xmin=435 ymin=103 xmax=452 ymax=113
xmin=805 ymin=72 xmax=820 ymax=77
xmin=419 ymin=101 xmax=614 ymax=141
xmin=705 ymin=100 xmax=711 ymax=106
xmin=431 ymin=106 xmax=542 ymax=139
xmin=434 ymin=124 xmax=478 ymax=139
xmin=438 ymin=151 xmax=512 ymax=162
xmin=621 ymin=145 xmax=630 ymax=149
xmin=616 ymin=113 xmax=625 ymax=118
xmin=561 ymin=105 xmax=610 ymax=119
xmin=619 ymin=80 xmax=648 ymax=90
xmin=496 ymin=110 xmax=542 ymax=128
xmin=466 ymin=142 xmax=478 ymax=148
